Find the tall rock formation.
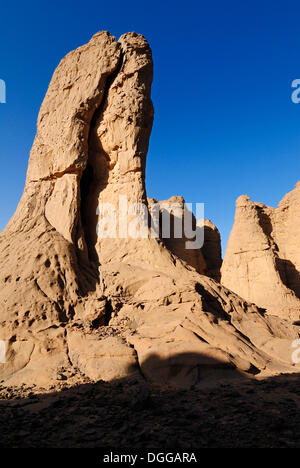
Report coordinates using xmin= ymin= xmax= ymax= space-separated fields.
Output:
xmin=202 ymin=219 xmax=222 ymax=281
xmin=0 ymin=32 xmax=299 ymax=390
xmin=147 ymin=197 xmax=222 ymax=280
xmin=221 ymin=184 xmax=300 ymax=321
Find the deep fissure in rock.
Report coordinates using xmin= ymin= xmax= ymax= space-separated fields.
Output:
xmin=80 ymin=162 xmax=95 ymax=261
xmin=79 ymin=48 xmax=124 ymax=264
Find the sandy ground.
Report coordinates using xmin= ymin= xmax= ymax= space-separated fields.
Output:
xmin=0 ymin=372 xmax=300 ymax=448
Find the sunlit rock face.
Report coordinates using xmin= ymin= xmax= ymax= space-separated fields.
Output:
xmin=0 ymin=32 xmax=299 ymax=390
xmin=222 ymin=184 xmax=300 ymax=322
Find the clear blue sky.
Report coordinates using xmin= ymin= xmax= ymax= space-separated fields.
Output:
xmin=1 ymin=0 xmax=300 ymax=253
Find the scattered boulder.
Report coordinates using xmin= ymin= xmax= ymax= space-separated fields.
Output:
xmin=67 ymin=331 xmax=139 ymax=381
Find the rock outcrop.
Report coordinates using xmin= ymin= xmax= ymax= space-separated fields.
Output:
xmin=147 ymin=197 xmax=222 ymax=280
xmin=0 ymin=32 xmax=299 ymax=390
xmin=147 ymin=196 xmax=207 ymax=275
xmin=202 ymin=219 xmax=222 ymax=281
xmin=221 ymin=185 xmax=300 ymax=321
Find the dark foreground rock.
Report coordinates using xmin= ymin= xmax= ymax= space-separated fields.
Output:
xmin=0 ymin=373 xmax=300 ymax=448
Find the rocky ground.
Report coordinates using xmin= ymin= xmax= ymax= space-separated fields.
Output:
xmin=0 ymin=372 xmax=300 ymax=448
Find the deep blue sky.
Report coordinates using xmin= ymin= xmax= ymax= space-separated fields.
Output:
xmin=1 ymin=0 xmax=300 ymax=253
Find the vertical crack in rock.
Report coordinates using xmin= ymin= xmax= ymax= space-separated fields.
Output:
xmin=79 ymin=32 xmax=157 ymax=269
xmin=79 ymin=50 xmax=124 ymax=264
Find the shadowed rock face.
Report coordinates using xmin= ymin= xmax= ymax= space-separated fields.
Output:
xmin=147 ymin=197 xmax=222 ymax=280
xmin=147 ymin=196 xmax=207 ymax=275
xmin=202 ymin=219 xmax=222 ymax=281
xmin=0 ymin=32 xmax=299 ymax=390
xmin=221 ymin=185 xmax=300 ymax=322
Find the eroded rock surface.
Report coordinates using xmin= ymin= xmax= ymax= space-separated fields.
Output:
xmin=221 ymin=186 xmax=300 ymax=321
xmin=147 ymin=196 xmax=207 ymax=275
xmin=0 ymin=32 xmax=299 ymax=390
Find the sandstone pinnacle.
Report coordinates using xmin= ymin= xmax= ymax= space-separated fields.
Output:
xmin=0 ymin=32 xmax=299 ymax=390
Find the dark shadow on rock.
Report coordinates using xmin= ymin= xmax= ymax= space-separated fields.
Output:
xmin=79 ymin=118 xmax=110 ymax=266
xmin=134 ymin=351 xmax=251 ymax=390
xmin=256 ymin=205 xmax=274 ymax=240
xmin=201 ymin=223 xmax=222 ymax=282
xmin=1 ymin=351 xmax=300 ymax=447
xmin=76 ymin=55 xmax=125 ymax=290
xmin=254 ymin=206 xmax=300 ymax=301
xmin=275 ymin=257 xmax=300 ymax=300
xmin=195 ymin=282 xmax=231 ymax=321
xmin=149 ymin=204 xmax=222 ymax=281
xmin=157 ymin=208 xmax=206 ymax=275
